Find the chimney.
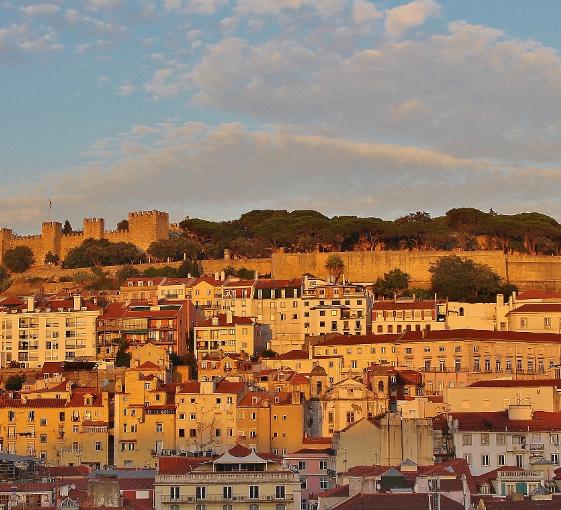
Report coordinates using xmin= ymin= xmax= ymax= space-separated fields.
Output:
xmin=27 ymin=296 xmax=35 ymax=313
xmin=212 ymin=316 xmax=219 ymax=326
xmin=73 ymin=295 xmax=82 ymax=311
xmin=254 ymin=270 xmax=258 ymax=280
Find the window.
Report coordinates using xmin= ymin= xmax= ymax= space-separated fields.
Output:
xmin=320 ymin=460 xmax=328 ymax=470
xmin=462 ymin=434 xmax=472 ymax=446
xmin=481 ymin=454 xmax=490 ymax=467
xmin=320 ymin=478 xmax=329 ymax=490
xmin=275 ymin=486 xmax=285 ymax=499
xmin=156 ymin=422 xmax=163 ymax=433
xmin=463 ymin=453 xmax=471 ymax=465
xmin=170 ymin=487 xmax=180 ymax=501
xmin=481 ymin=434 xmax=489 ymax=446
xmin=496 ymin=434 xmax=505 ymax=446
xmin=498 ymin=454 xmax=506 ymax=466
xmin=40 ymin=434 xmax=47 ymax=443
xmin=249 ymin=486 xmax=259 ymax=499
xmin=346 ymin=412 xmax=355 ymax=424
xmin=300 ymin=477 xmax=307 ymax=489
xmin=223 ymin=486 xmax=232 ymax=499
xmin=95 ymin=441 xmax=102 ymax=451
xmin=298 ymin=461 xmax=307 ymax=470
xmin=195 ymin=486 xmax=206 ymax=500
xmin=551 ymin=453 xmax=559 ymax=465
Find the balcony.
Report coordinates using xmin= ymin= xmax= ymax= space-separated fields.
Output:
xmin=497 ymin=470 xmax=543 ymax=481
xmin=157 ymin=472 xmax=297 ymax=484
xmin=59 ymin=445 xmax=84 ymax=455
xmin=161 ymin=494 xmax=294 ymax=503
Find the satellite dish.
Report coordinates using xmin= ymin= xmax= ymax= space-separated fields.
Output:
xmin=70 ymin=485 xmax=76 ymax=491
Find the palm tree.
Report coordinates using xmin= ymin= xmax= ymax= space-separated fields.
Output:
xmin=325 ymin=254 xmax=344 ymax=283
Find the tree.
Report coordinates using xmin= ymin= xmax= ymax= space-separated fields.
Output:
xmin=147 ymin=237 xmax=200 ymax=262
xmin=176 ymin=260 xmax=200 ymax=277
xmin=3 ymin=246 xmax=35 ymax=273
xmin=0 ymin=265 xmax=10 ymax=292
xmin=63 ymin=238 xmax=146 ymax=268
xmin=115 ymin=339 xmax=131 ymax=367
xmin=44 ymin=251 xmax=60 ymax=265
xmin=375 ymin=269 xmax=410 ymax=298
xmin=429 ymin=255 xmax=515 ymax=302
xmin=237 ymin=267 xmax=255 ymax=280
xmin=325 ymin=254 xmax=344 ymax=282
xmin=261 ymin=349 xmax=277 ymax=358
xmin=117 ymin=219 xmax=129 ymax=231
xmin=5 ymin=374 xmax=25 ymax=391
xmin=445 ymin=208 xmax=488 ymax=249
xmin=86 ymin=267 xmax=115 ymax=290
xmin=116 ymin=264 xmax=141 ymax=283
xmin=62 ymin=220 xmax=73 ymax=235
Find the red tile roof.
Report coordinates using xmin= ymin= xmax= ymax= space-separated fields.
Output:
xmin=271 ymin=350 xmax=309 ymax=360
xmin=254 ymin=278 xmax=302 ymax=289
xmin=517 ymin=290 xmax=561 ymax=301
xmin=451 ymin=410 xmax=561 ymax=432
xmin=239 ymin=391 xmax=293 ymax=407
xmin=372 ymin=300 xmax=439 ymax=311
xmin=474 ymin=466 xmax=525 ymax=488
xmin=469 ymin=379 xmax=561 ymax=388
xmin=37 ymin=465 xmax=91 ymax=477
xmin=510 ymin=303 xmax=561 ymax=313
xmin=318 ymin=484 xmax=349 ymax=498
xmin=157 ymin=456 xmax=209 ymax=475
xmin=331 ymin=493 xmax=463 ymax=510
xmin=214 ymin=380 xmax=245 ymax=394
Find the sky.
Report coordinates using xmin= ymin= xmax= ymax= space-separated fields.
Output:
xmin=2 ymin=0 xmax=561 ymax=233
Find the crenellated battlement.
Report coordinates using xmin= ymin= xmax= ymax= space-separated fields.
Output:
xmin=0 ymin=210 xmax=171 ymax=265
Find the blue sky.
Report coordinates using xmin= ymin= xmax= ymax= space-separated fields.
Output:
xmin=2 ymin=0 xmax=561 ymax=232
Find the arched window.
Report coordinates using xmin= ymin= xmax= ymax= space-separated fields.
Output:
xmin=459 ymin=307 xmax=464 ymax=316
xmin=378 ymin=381 xmax=384 ymax=392
xmin=316 ymin=381 xmax=323 ymax=395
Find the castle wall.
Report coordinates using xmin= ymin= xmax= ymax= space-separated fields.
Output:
xmin=0 ymin=211 xmax=170 ymax=266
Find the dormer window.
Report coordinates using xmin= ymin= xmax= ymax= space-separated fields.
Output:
xmin=252 ymin=397 xmax=258 ymax=404
xmin=83 ymin=395 xmax=93 ymax=406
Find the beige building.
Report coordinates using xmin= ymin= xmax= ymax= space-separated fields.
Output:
xmin=331 ymin=414 xmax=434 ymax=473
xmin=444 ymin=379 xmax=561 ymax=413
xmin=155 ymin=445 xmax=302 ymax=510
xmin=0 ymin=295 xmax=101 ymax=368
xmin=194 ymin=312 xmax=260 ymax=357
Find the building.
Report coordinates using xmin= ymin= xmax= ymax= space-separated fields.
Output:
xmin=331 ymin=415 xmax=434 ymax=474
xmin=0 ymin=382 xmax=110 ymax=466
xmin=371 ymin=300 xmax=444 ymax=334
xmin=447 ymin=405 xmax=561 ymax=476
xmin=0 ymin=295 xmax=101 ymax=368
xmin=444 ymin=379 xmax=561 ymax=413
xmin=302 ymin=275 xmax=370 ymax=338
xmin=194 ymin=313 xmax=259 ymax=357
xmin=197 ymin=351 xmax=253 ymax=381
xmin=154 ymin=444 xmax=302 ymax=510
xmin=237 ymin=391 xmax=305 ymax=456
xmin=283 ymin=448 xmax=336 ymax=510
xmin=120 ymin=277 xmax=166 ymax=303
xmin=96 ymin=300 xmax=195 ymax=359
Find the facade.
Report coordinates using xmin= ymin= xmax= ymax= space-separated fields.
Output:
xmin=449 ymin=405 xmax=561 ymax=476
xmin=198 ymin=352 xmax=253 ymax=381
xmin=371 ymin=300 xmax=444 ymax=334
xmin=96 ymin=300 xmax=194 ymax=359
xmin=0 ymin=382 xmax=109 ymax=466
xmin=237 ymin=391 xmax=305 ymax=456
xmin=194 ymin=313 xmax=259 ymax=357
xmin=155 ymin=445 xmax=302 ymax=510
xmin=283 ymin=448 xmax=336 ymax=510
xmin=0 ymin=295 xmax=101 ymax=368
xmin=120 ymin=277 xmax=165 ymax=302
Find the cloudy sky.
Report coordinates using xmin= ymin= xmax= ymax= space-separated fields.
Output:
xmin=2 ymin=0 xmax=561 ymax=233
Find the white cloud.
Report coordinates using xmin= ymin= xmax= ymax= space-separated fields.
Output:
xmin=235 ymin=0 xmax=346 ymax=17
xmin=5 ymin=122 xmax=561 ymax=233
xmin=118 ymin=80 xmax=135 ymax=96
xmin=351 ymin=0 xmax=381 ymax=24
xmin=19 ymin=3 xmax=60 ymax=16
xmin=143 ymin=67 xmax=187 ymax=99
xmin=385 ymin=0 xmax=439 ymax=38
xmin=97 ymin=75 xmax=110 ymax=87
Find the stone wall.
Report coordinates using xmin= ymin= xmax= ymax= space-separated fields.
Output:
xmin=270 ymin=250 xmax=561 ymax=290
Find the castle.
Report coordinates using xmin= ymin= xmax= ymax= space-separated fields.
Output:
xmin=0 ymin=210 xmax=170 ymax=265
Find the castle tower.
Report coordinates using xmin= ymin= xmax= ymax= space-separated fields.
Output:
xmin=84 ymin=218 xmax=105 ymax=240
xmin=41 ymin=222 xmax=63 ymax=261
xmin=127 ymin=211 xmax=169 ymax=251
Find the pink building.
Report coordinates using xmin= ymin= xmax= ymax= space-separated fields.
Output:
xmin=284 ymin=447 xmax=336 ymax=510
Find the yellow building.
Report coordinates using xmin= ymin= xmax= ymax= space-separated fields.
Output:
xmin=302 ymin=275 xmax=370 ymax=337
xmin=114 ymin=368 xmax=177 ymax=468
xmin=174 ymin=379 xmax=245 ymax=454
xmin=312 ymin=329 xmax=561 ymax=393
xmin=190 ymin=276 xmax=223 ymax=318
xmin=197 ymin=351 xmax=253 ymax=381
xmin=194 ymin=312 xmax=259 ymax=357
xmin=237 ymin=391 xmax=305 ymax=456
xmin=119 ymin=277 xmax=165 ymax=302
xmin=0 ymin=295 xmax=101 ymax=368
xmin=0 ymin=381 xmax=109 ymax=467
xmin=155 ymin=445 xmax=301 ymax=510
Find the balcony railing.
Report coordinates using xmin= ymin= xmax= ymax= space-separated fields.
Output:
xmin=157 ymin=472 xmax=297 ymax=483
xmin=161 ymin=494 xmax=294 ymax=503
